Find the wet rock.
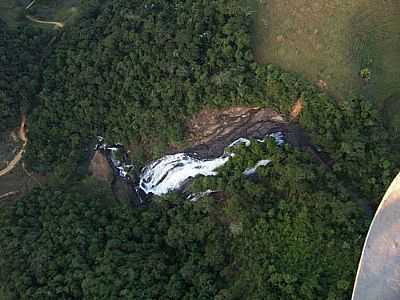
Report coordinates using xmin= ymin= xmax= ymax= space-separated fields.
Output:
xmin=185 ymin=106 xmax=287 ymax=158
xmin=112 ymin=176 xmax=141 ymax=207
xmin=89 ymin=151 xmax=114 ymax=183
xmin=95 ymin=106 xmax=333 ymax=201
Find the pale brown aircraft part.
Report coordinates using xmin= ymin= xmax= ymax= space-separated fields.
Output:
xmin=352 ymin=172 xmax=400 ymax=300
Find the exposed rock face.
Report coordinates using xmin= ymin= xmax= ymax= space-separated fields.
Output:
xmin=185 ymin=106 xmax=287 ymax=157
xmin=89 ymin=151 xmax=114 ymax=183
xmin=184 ymin=106 xmax=333 ymax=168
xmin=112 ymin=176 xmax=140 ymax=207
xmin=93 ymin=105 xmax=333 ymax=202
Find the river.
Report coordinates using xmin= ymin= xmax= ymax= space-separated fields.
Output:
xmin=96 ymin=132 xmax=285 ymax=199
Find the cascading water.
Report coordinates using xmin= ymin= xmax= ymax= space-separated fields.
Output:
xmin=242 ymin=160 xmax=272 ymax=176
xmin=96 ymin=132 xmax=285 ymax=198
xmin=139 ymin=152 xmax=233 ymax=195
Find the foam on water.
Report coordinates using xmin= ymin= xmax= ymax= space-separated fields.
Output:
xmin=243 ymin=160 xmax=271 ymax=176
xmin=187 ymin=189 xmax=216 ymax=202
xmin=228 ymin=138 xmax=251 ymax=148
xmin=98 ymin=132 xmax=285 ymax=197
xmin=139 ymin=153 xmax=233 ymax=195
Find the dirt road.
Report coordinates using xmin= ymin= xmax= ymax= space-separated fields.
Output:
xmin=26 ymin=15 xmax=64 ymax=29
xmin=0 ymin=191 xmax=19 ymax=200
xmin=0 ymin=115 xmax=28 ymax=178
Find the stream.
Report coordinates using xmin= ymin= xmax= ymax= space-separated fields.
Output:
xmin=96 ymin=132 xmax=285 ymax=201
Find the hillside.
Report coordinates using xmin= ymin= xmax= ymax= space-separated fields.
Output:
xmin=0 ymin=0 xmax=399 ymax=299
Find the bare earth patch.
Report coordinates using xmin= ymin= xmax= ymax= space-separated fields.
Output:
xmin=89 ymin=151 xmax=114 ymax=184
xmin=0 ymin=114 xmax=27 ymax=178
xmin=0 ymin=164 xmax=47 ymax=202
xmin=290 ymin=98 xmax=304 ymax=121
xmin=182 ymin=105 xmax=331 ymax=169
xmin=0 ymin=114 xmax=45 ymax=201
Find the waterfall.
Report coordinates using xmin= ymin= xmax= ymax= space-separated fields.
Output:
xmin=96 ymin=132 xmax=284 ymax=197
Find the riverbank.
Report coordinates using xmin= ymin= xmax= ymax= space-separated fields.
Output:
xmin=91 ymin=105 xmax=334 ymax=204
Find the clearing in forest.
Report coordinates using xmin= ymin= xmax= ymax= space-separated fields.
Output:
xmin=254 ymin=0 xmax=400 ymax=123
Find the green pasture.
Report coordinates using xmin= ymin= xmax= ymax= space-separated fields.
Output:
xmin=254 ymin=0 xmax=400 ymax=114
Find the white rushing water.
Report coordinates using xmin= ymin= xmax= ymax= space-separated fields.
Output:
xmin=187 ymin=189 xmax=217 ymax=202
xmin=227 ymin=132 xmax=285 ymax=149
xmin=139 ymin=132 xmax=284 ymax=196
xmin=242 ymin=160 xmax=271 ymax=176
xmin=139 ymin=153 xmax=233 ymax=195
xmin=98 ymin=132 xmax=285 ymax=197
xmin=228 ymin=138 xmax=252 ymax=147
xmin=96 ymin=137 xmax=134 ymax=177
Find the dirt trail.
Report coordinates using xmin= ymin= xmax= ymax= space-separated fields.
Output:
xmin=25 ymin=0 xmax=63 ymax=29
xmin=26 ymin=15 xmax=64 ymax=28
xmin=0 ymin=191 xmax=19 ymax=200
xmin=0 ymin=115 xmax=28 ymax=178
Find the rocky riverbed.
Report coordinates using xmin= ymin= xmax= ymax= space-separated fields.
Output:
xmin=88 ymin=106 xmax=332 ymax=205
xmin=89 ymin=107 xmax=290 ymax=204
xmin=92 ymin=132 xmax=285 ymax=204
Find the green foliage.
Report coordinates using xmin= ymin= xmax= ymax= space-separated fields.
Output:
xmin=0 ymin=21 xmax=48 ymax=131
xmin=27 ymin=0 xmax=263 ymax=172
xmin=24 ymin=0 xmax=398 ymax=206
xmin=0 ymin=183 xmax=231 ymax=300
xmin=0 ymin=142 xmax=370 ymax=299
xmin=253 ymin=65 xmax=399 ymax=203
xmin=360 ymin=67 xmax=371 ymax=80
xmin=195 ymin=140 xmax=368 ymax=299
xmin=0 ymin=0 xmax=398 ymax=299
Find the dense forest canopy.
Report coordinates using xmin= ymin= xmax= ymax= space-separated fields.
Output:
xmin=24 ymin=0 xmax=398 ymax=201
xmin=0 ymin=21 xmax=48 ymax=131
xmin=26 ymin=0 xmax=266 ymax=173
xmin=0 ymin=143 xmax=369 ymax=299
xmin=0 ymin=0 xmax=399 ymax=299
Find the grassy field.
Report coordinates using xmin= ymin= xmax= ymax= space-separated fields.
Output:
xmin=254 ymin=0 xmax=400 ymax=113
xmin=2 ymin=0 xmax=399 ymax=128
